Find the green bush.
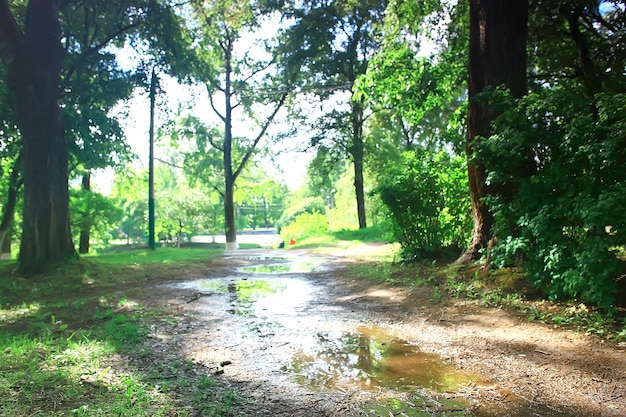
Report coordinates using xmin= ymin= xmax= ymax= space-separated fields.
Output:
xmin=281 ymin=211 xmax=329 ymax=241
xmin=481 ymin=88 xmax=626 ymax=308
xmin=375 ymin=148 xmax=471 ymax=260
xmin=276 ymin=197 xmax=326 ymax=232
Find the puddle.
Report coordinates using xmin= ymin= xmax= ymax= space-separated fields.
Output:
xmin=285 ymin=326 xmax=476 ymax=392
xmin=240 ymin=263 xmax=293 ymax=274
xmin=235 ymin=256 xmax=285 ymax=261
xmin=172 ymin=252 xmax=593 ymax=417
xmin=364 ymin=396 xmax=470 ymax=417
xmin=239 ymin=257 xmax=326 ymax=274
xmin=176 ymin=276 xmax=314 ymax=317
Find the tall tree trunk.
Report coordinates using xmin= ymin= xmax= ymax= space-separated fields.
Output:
xmin=0 ymin=227 xmax=11 ymax=260
xmin=351 ymin=99 xmax=367 ymax=229
xmin=78 ymin=172 xmax=91 ymax=254
xmin=2 ymin=0 xmax=77 ymax=273
xmin=223 ymin=42 xmax=237 ymax=251
xmin=457 ymin=0 xmax=528 ymax=264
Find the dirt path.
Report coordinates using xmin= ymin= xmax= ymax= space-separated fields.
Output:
xmin=122 ymin=248 xmax=626 ymax=416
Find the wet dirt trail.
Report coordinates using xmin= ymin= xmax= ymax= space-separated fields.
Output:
xmin=134 ymin=248 xmax=626 ymax=416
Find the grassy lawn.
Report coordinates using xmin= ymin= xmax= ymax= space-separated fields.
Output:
xmin=0 ymin=244 xmax=234 ymax=416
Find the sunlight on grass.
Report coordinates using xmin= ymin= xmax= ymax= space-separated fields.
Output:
xmin=0 ymin=330 xmax=181 ymax=416
xmin=84 ymin=247 xmax=222 ymax=265
xmin=0 ymin=302 xmax=40 ymax=324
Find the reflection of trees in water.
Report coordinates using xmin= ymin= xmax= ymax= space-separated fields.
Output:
xmin=290 ymin=328 xmax=472 ymax=390
xmin=291 ymin=331 xmax=391 ymax=387
xmin=242 ymin=264 xmax=292 ymax=273
xmin=225 ymin=279 xmax=283 ymax=315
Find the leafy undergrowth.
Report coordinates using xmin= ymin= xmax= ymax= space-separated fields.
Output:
xmin=0 ymin=247 xmax=236 ymax=416
xmin=346 ymin=259 xmax=626 ymax=342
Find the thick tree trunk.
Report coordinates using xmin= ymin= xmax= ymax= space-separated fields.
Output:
xmin=78 ymin=173 xmax=91 ymax=254
xmin=8 ymin=0 xmax=77 ymax=273
xmin=457 ymin=0 xmax=528 ymax=264
xmin=0 ymin=228 xmax=11 ymax=260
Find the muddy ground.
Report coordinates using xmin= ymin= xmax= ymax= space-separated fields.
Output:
xmin=112 ymin=246 xmax=626 ymax=416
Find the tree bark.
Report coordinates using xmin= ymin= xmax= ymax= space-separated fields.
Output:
xmin=351 ymin=99 xmax=367 ymax=229
xmin=0 ymin=0 xmax=77 ymax=273
xmin=223 ymin=38 xmax=237 ymax=251
xmin=567 ymin=7 xmax=600 ymax=98
xmin=78 ymin=172 xmax=90 ymax=254
xmin=457 ymin=0 xmax=528 ymax=264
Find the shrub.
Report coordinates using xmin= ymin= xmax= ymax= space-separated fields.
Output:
xmin=375 ymin=148 xmax=471 ymax=260
xmin=481 ymin=88 xmax=626 ymax=308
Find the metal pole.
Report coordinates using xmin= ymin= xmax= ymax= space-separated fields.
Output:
xmin=148 ymin=68 xmax=157 ymax=250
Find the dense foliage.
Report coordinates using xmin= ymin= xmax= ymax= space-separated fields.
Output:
xmin=375 ymin=148 xmax=470 ymax=260
xmin=479 ymin=88 xmax=626 ymax=308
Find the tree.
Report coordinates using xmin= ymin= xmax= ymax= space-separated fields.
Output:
xmin=0 ymin=0 xmax=189 ymax=269
xmin=477 ymin=1 xmax=626 ymax=307
xmin=277 ymin=0 xmax=387 ymax=229
xmin=62 ymin=32 xmax=135 ymax=254
xmin=111 ymin=168 xmax=148 ymax=245
xmin=70 ymin=182 xmax=122 ymax=251
xmin=185 ymin=0 xmax=290 ymax=249
xmin=234 ymin=164 xmax=288 ymax=229
xmin=0 ymin=0 xmax=77 ymax=273
xmin=59 ymin=0 xmax=189 ymax=253
xmin=457 ymin=0 xmax=528 ymax=264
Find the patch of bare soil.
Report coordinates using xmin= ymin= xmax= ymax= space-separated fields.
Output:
xmin=113 ymin=247 xmax=626 ymax=416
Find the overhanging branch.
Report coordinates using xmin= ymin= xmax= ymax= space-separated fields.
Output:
xmin=0 ymin=0 xmax=22 ymax=71
xmin=233 ymin=92 xmax=288 ymax=181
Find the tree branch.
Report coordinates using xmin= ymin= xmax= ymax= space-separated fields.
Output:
xmin=63 ymin=20 xmax=141 ymax=86
xmin=156 ymin=157 xmax=224 ymax=197
xmin=206 ymin=132 xmax=224 ymax=152
xmin=0 ymin=0 xmax=23 ymax=72
xmin=207 ymin=85 xmax=226 ymax=122
xmin=233 ymin=92 xmax=288 ymax=180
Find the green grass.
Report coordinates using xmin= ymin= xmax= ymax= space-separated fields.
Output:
xmin=346 ymin=261 xmax=436 ymax=286
xmin=330 ymin=223 xmax=394 ymax=242
xmin=0 ymin=244 xmax=244 ymax=416
xmin=293 ymin=224 xmax=394 ymax=247
xmin=0 ymin=324 xmax=180 ymax=416
xmin=84 ymin=245 xmax=223 ymax=264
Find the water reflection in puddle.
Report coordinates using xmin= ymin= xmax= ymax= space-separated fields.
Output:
xmin=239 ymin=257 xmax=326 ymax=274
xmin=179 ymin=277 xmax=313 ymax=317
xmin=287 ymin=326 xmax=475 ymax=392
